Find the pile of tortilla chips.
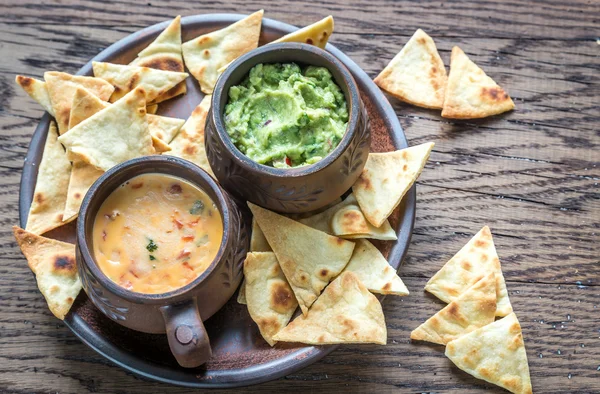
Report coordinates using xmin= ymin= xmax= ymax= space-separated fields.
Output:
xmin=410 ymin=227 xmax=532 ymax=394
xmin=374 ymin=29 xmax=515 ymax=119
xmin=12 ymin=12 xmax=343 ymax=320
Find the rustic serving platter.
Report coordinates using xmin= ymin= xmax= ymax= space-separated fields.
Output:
xmin=18 ymin=14 xmax=416 ymax=388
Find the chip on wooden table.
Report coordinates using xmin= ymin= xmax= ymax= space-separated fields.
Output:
xmin=273 ymin=272 xmax=387 ymax=345
xmin=298 ymin=193 xmax=397 ymax=241
xmin=15 ymin=75 xmax=55 ymax=116
xmin=25 ymin=121 xmax=72 ymax=235
xmin=342 ymin=239 xmax=409 ymax=296
xmin=374 ymin=29 xmax=447 ymax=109
xmin=182 ymin=10 xmax=263 ymax=94
xmin=44 ymin=71 xmax=114 ymax=134
xmin=411 ymin=273 xmax=496 ymax=345
xmin=130 ymin=15 xmax=186 ymax=103
xmin=425 ymin=226 xmax=512 ymax=317
xmin=445 ymin=312 xmax=532 ymax=394
xmin=58 ymin=87 xmax=154 ymax=171
xmin=13 ymin=226 xmax=82 ymax=320
xmin=92 ymin=62 xmax=188 ymax=103
xmin=352 ymin=142 xmax=434 ymax=228
xmin=244 ymin=252 xmax=298 ymax=346
xmin=442 ymin=46 xmax=515 ymax=119
xmin=272 ymin=15 xmax=334 ymax=49
xmin=248 ymin=203 xmax=355 ymax=315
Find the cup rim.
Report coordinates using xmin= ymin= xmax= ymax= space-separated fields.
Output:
xmin=211 ymin=42 xmax=361 ymax=178
xmin=77 ymin=155 xmax=231 ymax=304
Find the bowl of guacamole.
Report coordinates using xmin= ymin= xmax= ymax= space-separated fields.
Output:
xmin=223 ymin=62 xmax=349 ymax=168
xmin=206 ymin=43 xmax=370 ymax=213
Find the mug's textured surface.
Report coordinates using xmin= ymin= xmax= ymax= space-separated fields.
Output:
xmin=206 ymin=43 xmax=371 ymax=213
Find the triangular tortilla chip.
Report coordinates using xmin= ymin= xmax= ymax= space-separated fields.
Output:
xmin=299 ymin=194 xmax=397 ymax=241
xmin=26 ymin=121 xmax=72 ymax=235
xmin=374 ymin=29 xmax=447 ymax=109
xmin=273 ymin=272 xmax=387 ymax=345
xmin=445 ymin=313 xmax=532 ymax=394
xmin=442 ymin=46 xmax=515 ymax=119
xmin=13 ymin=226 xmax=82 ymax=320
xmin=353 ymin=142 xmax=434 ymax=227
xmin=425 ymin=226 xmax=512 ymax=317
xmin=63 ymin=160 xmax=104 ymax=223
xmin=411 ymin=273 xmax=497 ymax=345
xmin=15 ymin=76 xmax=55 ymax=116
xmin=130 ymin=16 xmax=186 ymax=102
xmin=44 ymin=71 xmax=114 ymax=134
xmin=58 ymin=87 xmax=154 ymax=171
xmin=272 ymin=16 xmax=334 ymax=49
xmin=92 ymin=62 xmax=188 ymax=103
xmin=244 ymin=252 xmax=298 ymax=346
xmin=182 ymin=10 xmax=263 ymax=94
xmin=237 ymin=280 xmax=247 ymax=305
xmin=342 ymin=239 xmax=409 ymax=295
xmin=146 ymin=104 xmax=159 ymax=114
xmin=147 ymin=113 xmax=185 ymax=144
xmin=165 ymin=95 xmax=214 ymax=176
xmin=248 ymin=203 xmax=355 ymax=315
xmin=250 ymin=218 xmax=272 ymax=252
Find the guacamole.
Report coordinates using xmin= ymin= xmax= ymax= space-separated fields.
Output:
xmin=224 ymin=63 xmax=349 ymax=168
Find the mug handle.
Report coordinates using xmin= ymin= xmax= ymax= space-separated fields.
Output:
xmin=160 ymin=298 xmax=212 ymax=368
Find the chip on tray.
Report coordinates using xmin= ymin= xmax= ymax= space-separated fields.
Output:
xmin=58 ymin=87 xmax=155 ymax=172
xmin=411 ymin=273 xmax=497 ymax=345
xmin=244 ymin=252 xmax=298 ymax=346
xmin=353 ymin=142 xmax=434 ymax=228
xmin=272 ymin=272 xmax=387 ymax=345
xmin=445 ymin=312 xmax=532 ymax=394
xmin=25 ymin=121 xmax=72 ymax=235
xmin=272 ymin=15 xmax=334 ymax=49
xmin=92 ymin=62 xmax=188 ymax=103
xmin=248 ymin=202 xmax=355 ymax=315
xmin=130 ymin=15 xmax=186 ymax=103
xmin=15 ymin=76 xmax=55 ymax=116
xmin=182 ymin=10 xmax=263 ymax=94
xmin=342 ymin=239 xmax=409 ymax=296
xmin=425 ymin=226 xmax=512 ymax=317
xmin=442 ymin=46 xmax=515 ymax=119
xmin=374 ymin=29 xmax=447 ymax=109
xmin=13 ymin=226 xmax=82 ymax=320
xmin=237 ymin=218 xmax=273 ymax=305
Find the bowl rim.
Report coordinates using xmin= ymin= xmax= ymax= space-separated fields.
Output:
xmin=211 ymin=42 xmax=361 ymax=178
xmin=76 ymin=155 xmax=231 ymax=304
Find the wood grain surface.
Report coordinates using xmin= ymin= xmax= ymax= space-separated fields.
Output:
xmin=1 ymin=0 xmax=598 ymax=393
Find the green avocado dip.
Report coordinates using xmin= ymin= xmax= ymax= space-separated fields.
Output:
xmin=224 ymin=62 xmax=349 ymax=168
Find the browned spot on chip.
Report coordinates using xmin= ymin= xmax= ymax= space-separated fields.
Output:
xmin=74 ymin=192 xmax=81 ymax=199
xmin=481 ymin=87 xmax=508 ymax=102
xmin=183 ymin=144 xmax=197 ymax=155
xmin=418 ymin=37 xmax=426 ymax=45
xmin=474 ymin=239 xmax=487 ymax=248
xmin=142 ymin=58 xmax=182 ymax=72
xmin=447 ymin=302 xmax=459 ymax=317
xmin=382 ymin=282 xmax=392 ymax=291
xmin=259 ymin=317 xmax=280 ymax=332
xmin=127 ymin=74 xmax=139 ymax=90
xmin=198 ymin=36 xmax=210 ymax=45
xmin=306 ymin=38 xmax=314 ymax=45
xmin=356 ymin=173 xmax=371 ymax=190
xmin=402 ymin=164 xmax=408 ymax=171
xmin=319 ymin=268 xmax=329 ymax=278
xmin=271 ymin=282 xmax=293 ymax=308
xmin=461 ymin=260 xmax=471 ymax=270
xmin=402 ymin=151 xmax=408 ymax=159
xmin=54 ymin=255 xmax=75 ymax=271
xmin=318 ymin=334 xmax=326 ymax=342
xmin=34 ymin=193 xmax=44 ymax=204
xmin=479 ymin=367 xmax=493 ymax=379
xmin=204 ymin=49 xmax=210 ymax=56
xmin=56 ymin=214 xmax=63 ymax=222
xmin=67 ymin=297 xmax=73 ymax=303
xmin=18 ymin=76 xmax=33 ymax=88
xmin=480 ymin=253 xmax=488 ymax=262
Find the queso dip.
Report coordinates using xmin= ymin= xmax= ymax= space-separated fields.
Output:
xmin=92 ymin=173 xmax=223 ymax=294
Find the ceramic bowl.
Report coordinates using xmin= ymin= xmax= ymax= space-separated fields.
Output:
xmin=76 ymin=156 xmax=248 ymax=368
xmin=205 ymin=42 xmax=371 ymax=213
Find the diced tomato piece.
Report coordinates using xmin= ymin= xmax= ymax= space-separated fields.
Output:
xmin=182 ymin=235 xmax=195 ymax=242
xmin=177 ymin=249 xmax=191 ymax=260
xmin=173 ymin=217 xmax=184 ymax=229
xmin=285 ymin=156 xmax=292 ymax=166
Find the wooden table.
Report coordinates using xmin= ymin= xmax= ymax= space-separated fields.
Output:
xmin=1 ymin=0 xmax=598 ymax=392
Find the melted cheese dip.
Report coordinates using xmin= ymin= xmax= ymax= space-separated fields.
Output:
xmin=92 ymin=173 xmax=223 ymax=294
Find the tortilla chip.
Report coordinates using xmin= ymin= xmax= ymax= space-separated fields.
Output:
xmin=251 ymin=218 xmax=272 ymax=252
xmin=26 ymin=121 xmax=72 ymax=235
xmin=147 ymin=113 xmax=185 ymax=144
xmin=63 ymin=160 xmax=104 ymax=222
xmin=92 ymin=62 xmax=188 ymax=103
xmin=182 ymin=10 xmax=263 ymax=94
xmin=273 ymin=272 xmax=387 ymax=345
xmin=165 ymin=95 xmax=214 ymax=176
xmin=44 ymin=71 xmax=114 ymax=134
xmin=411 ymin=273 xmax=497 ymax=345
xmin=130 ymin=15 xmax=186 ymax=103
xmin=244 ymin=252 xmax=298 ymax=346
xmin=353 ymin=142 xmax=434 ymax=227
xmin=248 ymin=203 xmax=355 ymax=315
xmin=237 ymin=280 xmax=247 ymax=305
xmin=13 ymin=226 xmax=82 ymax=320
xmin=146 ymin=104 xmax=159 ymax=114
xmin=272 ymin=16 xmax=334 ymax=49
xmin=425 ymin=226 xmax=512 ymax=317
xmin=15 ymin=76 xmax=55 ymax=116
xmin=298 ymin=194 xmax=397 ymax=241
xmin=342 ymin=239 xmax=409 ymax=296
xmin=58 ymin=87 xmax=154 ymax=171
xmin=442 ymin=46 xmax=515 ymax=119
xmin=445 ymin=313 xmax=532 ymax=394
xmin=374 ymin=29 xmax=447 ymax=109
